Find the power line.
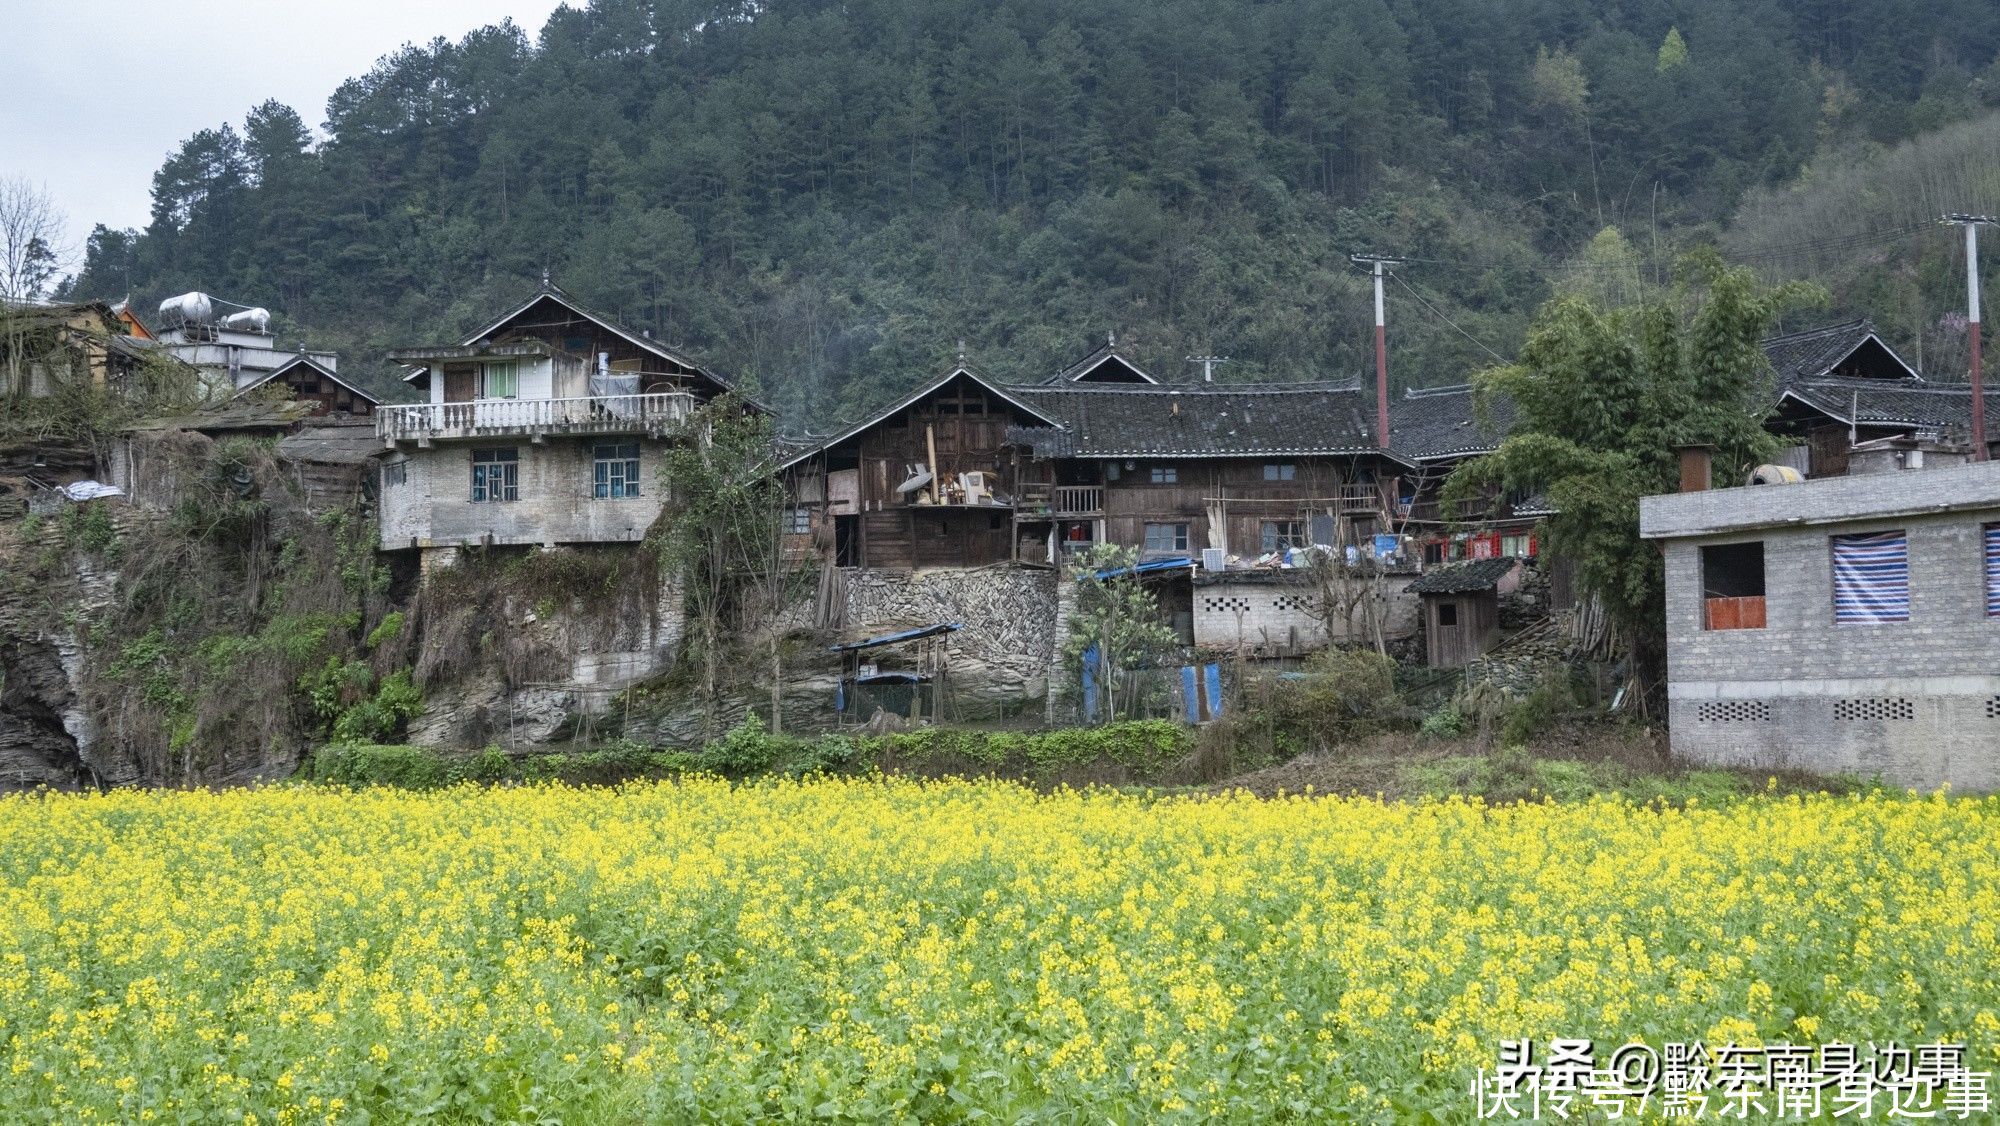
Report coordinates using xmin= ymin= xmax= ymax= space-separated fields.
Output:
xmin=1388 ymin=271 xmax=1513 ymax=366
xmin=1390 ymin=221 xmax=1933 ymax=277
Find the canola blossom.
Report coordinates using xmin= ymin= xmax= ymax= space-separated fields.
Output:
xmin=0 ymin=778 xmax=1996 ymax=1121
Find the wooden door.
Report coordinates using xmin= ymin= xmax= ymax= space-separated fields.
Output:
xmin=443 ymin=363 xmax=476 ymax=403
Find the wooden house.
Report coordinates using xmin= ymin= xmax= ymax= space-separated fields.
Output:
xmin=780 ymin=363 xmax=1060 ymax=570
xmin=1762 ymin=319 xmax=1999 ymax=474
xmin=1390 ymin=384 xmax=1545 ymax=565
xmin=1406 ymin=557 xmax=1519 ymax=668
xmin=238 ymin=353 xmax=378 ymax=416
xmin=781 ymin=341 xmax=1416 ymax=573
xmin=0 ymin=299 xmax=163 ymax=399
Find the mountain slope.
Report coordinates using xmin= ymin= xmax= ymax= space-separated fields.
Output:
xmin=67 ymin=0 xmax=2000 ymax=423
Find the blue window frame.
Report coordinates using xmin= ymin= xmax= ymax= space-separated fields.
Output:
xmin=593 ymin=442 xmax=640 ymax=498
xmin=470 ymin=448 xmax=518 ymax=502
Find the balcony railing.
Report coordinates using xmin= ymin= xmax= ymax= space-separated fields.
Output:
xmin=1335 ymin=482 xmax=1388 ymax=516
xmin=1053 ymin=485 xmax=1104 ymax=516
xmin=377 ymin=392 xmax=696 ymax=443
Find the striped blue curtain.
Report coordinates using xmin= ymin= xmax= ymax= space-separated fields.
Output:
xmin=1831 ymin=531 xmax=1909 ymax=624
xmin=1986 ymin=525 xmax=2000 ymax=617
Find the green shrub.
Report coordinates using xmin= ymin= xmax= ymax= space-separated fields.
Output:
xmin=311 ymin=739 xmax=702 ymax=789
xmin=1498 ymin=672 xmax=1577 ymax=749
xmin=1419 ymin=704 xmax=1468 ymax=741
xmin=364 ymin=612 xmax=405 ymax=651
xmin=703 ymin=713 xmax=792 ymax=776
xmin=1233 ymin=647 xmax=1403 ymax=761
xmin=312 ymin=743 xmax=456 ymax=789
xmin=872 ymin=720 xmax=1192 ymax=779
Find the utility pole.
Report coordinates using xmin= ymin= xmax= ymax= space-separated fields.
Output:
xmin=1185 ymin=354 xmax=1230 ymax=383
xmin=1944 ymin=214 xmax=1994 ymax=461
xmin=1352 ymin=253 xmax=1403 ymax=450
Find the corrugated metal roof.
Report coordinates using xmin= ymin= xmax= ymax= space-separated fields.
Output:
xmin=829 ymin=623 xmax=962 ymax=652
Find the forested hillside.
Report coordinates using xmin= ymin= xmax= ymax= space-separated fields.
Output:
xmin=65 ymin=0 xmax=2000 ymax=423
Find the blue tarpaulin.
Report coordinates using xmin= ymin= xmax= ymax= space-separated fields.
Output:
xmin=1831 ymin=532 xmax=1909 ymax=624
xmin=1085 ymin=556 xmax=1194 ymax=581
xmin=1081 ymin=643 xmax=1102 ymax=723
xmin=829 ymin=623 xmax=962 ymax=652
xmin=1178 ymin=663 xmax=1226 ymax=723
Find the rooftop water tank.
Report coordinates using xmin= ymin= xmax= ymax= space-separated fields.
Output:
xmin=158 ymin=291 xmax=213 ymax=325
xmin=219 ymin=307 xmax=271 ymax=333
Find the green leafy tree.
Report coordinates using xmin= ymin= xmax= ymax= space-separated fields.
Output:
xmin=1445 ymin=249 xmax=1818 ymax=703
xmin=1061 ymin=544 xmax=1178 ymax=723
xmin=64 ymin=0 xmax=1947 ymax=418
xmin=1656 ymin=27 xmax=1690 ymax=73
xmin=652 ymin=396 xmax=794 ymax=735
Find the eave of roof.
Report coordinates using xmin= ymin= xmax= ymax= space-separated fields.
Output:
xmin=237 ymin=354 xmax=380 ymax=405
xmin=1405 ymin=556 xmax=1518 ymax=594
xmin=1045 ymin=343 xmax=1161 ymax=385
xmin=777 ymin=365 xmax=1064 ymax=470
xmin=460 ymin=285 xmax=764 ymax=410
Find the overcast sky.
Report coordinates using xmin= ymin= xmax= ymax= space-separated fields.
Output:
xmin=1 ymin=0 xmax=566 ymax=262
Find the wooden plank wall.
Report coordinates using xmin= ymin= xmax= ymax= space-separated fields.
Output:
xmin=855 ymin=381 xmax=1022 ymax=510
xmin=1098 ymin=457 xmax=1383 ymax=554
xmin=1424 ymin=591 xmax=1499 ymax=668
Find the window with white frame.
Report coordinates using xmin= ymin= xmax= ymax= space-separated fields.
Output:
xmin=1149 ymin=466 xmax=1178 ymax=484
xmin=482 ymin=361 xmax=519 ymax=399
xmin=1144 ymin=522 xmax=1189 ymax=553
xmin=593 ymin=441 xmax=640 ymax=498
xmin=381 ymin=461 xmax=407 ymax=488
xmin=1263 ymin=463 xmax=1296 ymax=481
xmin=784 ymin=508 xmax=814 ymax=534
xmin=471 ymin=448 xmax=518 ymax=502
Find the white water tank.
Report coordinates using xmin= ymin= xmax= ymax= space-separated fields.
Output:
xmin=158 ymin=291 xmax=213 ymax=325
xmin=219 ymin=307 xmax=271 ymax=333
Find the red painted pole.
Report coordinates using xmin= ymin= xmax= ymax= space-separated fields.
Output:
xmin=1373 ymin=261 xmax=1389 ymax=449
xmin=1968 ymin=221 xmax=1987 ymax=461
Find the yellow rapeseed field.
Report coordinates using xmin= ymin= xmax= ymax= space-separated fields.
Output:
xmin=0 ymin=778 xmax=1995 ymax=1121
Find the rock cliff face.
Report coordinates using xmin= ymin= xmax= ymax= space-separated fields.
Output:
xmin=402 ymin=561 xmax=686 ymax=748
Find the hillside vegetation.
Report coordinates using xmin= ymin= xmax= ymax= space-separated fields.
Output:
xmin=63 ymin=0 xmax=2000 ymax=423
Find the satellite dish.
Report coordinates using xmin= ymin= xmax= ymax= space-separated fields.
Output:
xmin=895 ymin=464 xmax=933 ymax=494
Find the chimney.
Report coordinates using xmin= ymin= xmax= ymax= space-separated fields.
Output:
xmin=1675 ymin=444 xmax=1714 ymax=493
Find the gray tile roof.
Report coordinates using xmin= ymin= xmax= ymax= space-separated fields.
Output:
xmin=1761 ymin=319 xmax=1919 ymax=384
xmin=1041 ymin=343 xmax=1161 ymax=385
xmin=1780 ymin=376 xmax=2000 ymax=441
xmin=1405 ymin=556 xmax=1518 ymax=594
xmin=1006 ymin=383 xmax=1392 ymax=460
xmin=1391 ymin=384 xmax=1515 ymax=460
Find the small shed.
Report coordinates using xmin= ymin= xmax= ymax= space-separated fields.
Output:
xmin=829 ymin=623 xmax=961 ymax=723
xmin=1405 ymin=557 xmax=1519 ymax=668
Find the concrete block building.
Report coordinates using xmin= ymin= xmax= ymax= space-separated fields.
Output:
xmin=375 ymin=284 xmax=748 ymax=560
xmin=1640 ymin=456 xmax=2000 ymax=790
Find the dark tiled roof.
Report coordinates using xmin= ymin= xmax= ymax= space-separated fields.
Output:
xmin=1781 ymin=376 xmax=2000 ymax=441
xmin=1007 ymin=383 xmax=1387 ymax=459
xmin=1391 ymin=384 xmax=1515 ymax=460
xmin=1042 ymin=343 xmax=1160 ymax=385
xmin=275 ymin=418 xmax=385 ymax=465
xmin=125 ymin=397 xmax=316 ymax=434
xmin=1761 ymin=320 xmax=1918 ymax=384
xmin=1405 ymin=556 xmax=1518 ymax=594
